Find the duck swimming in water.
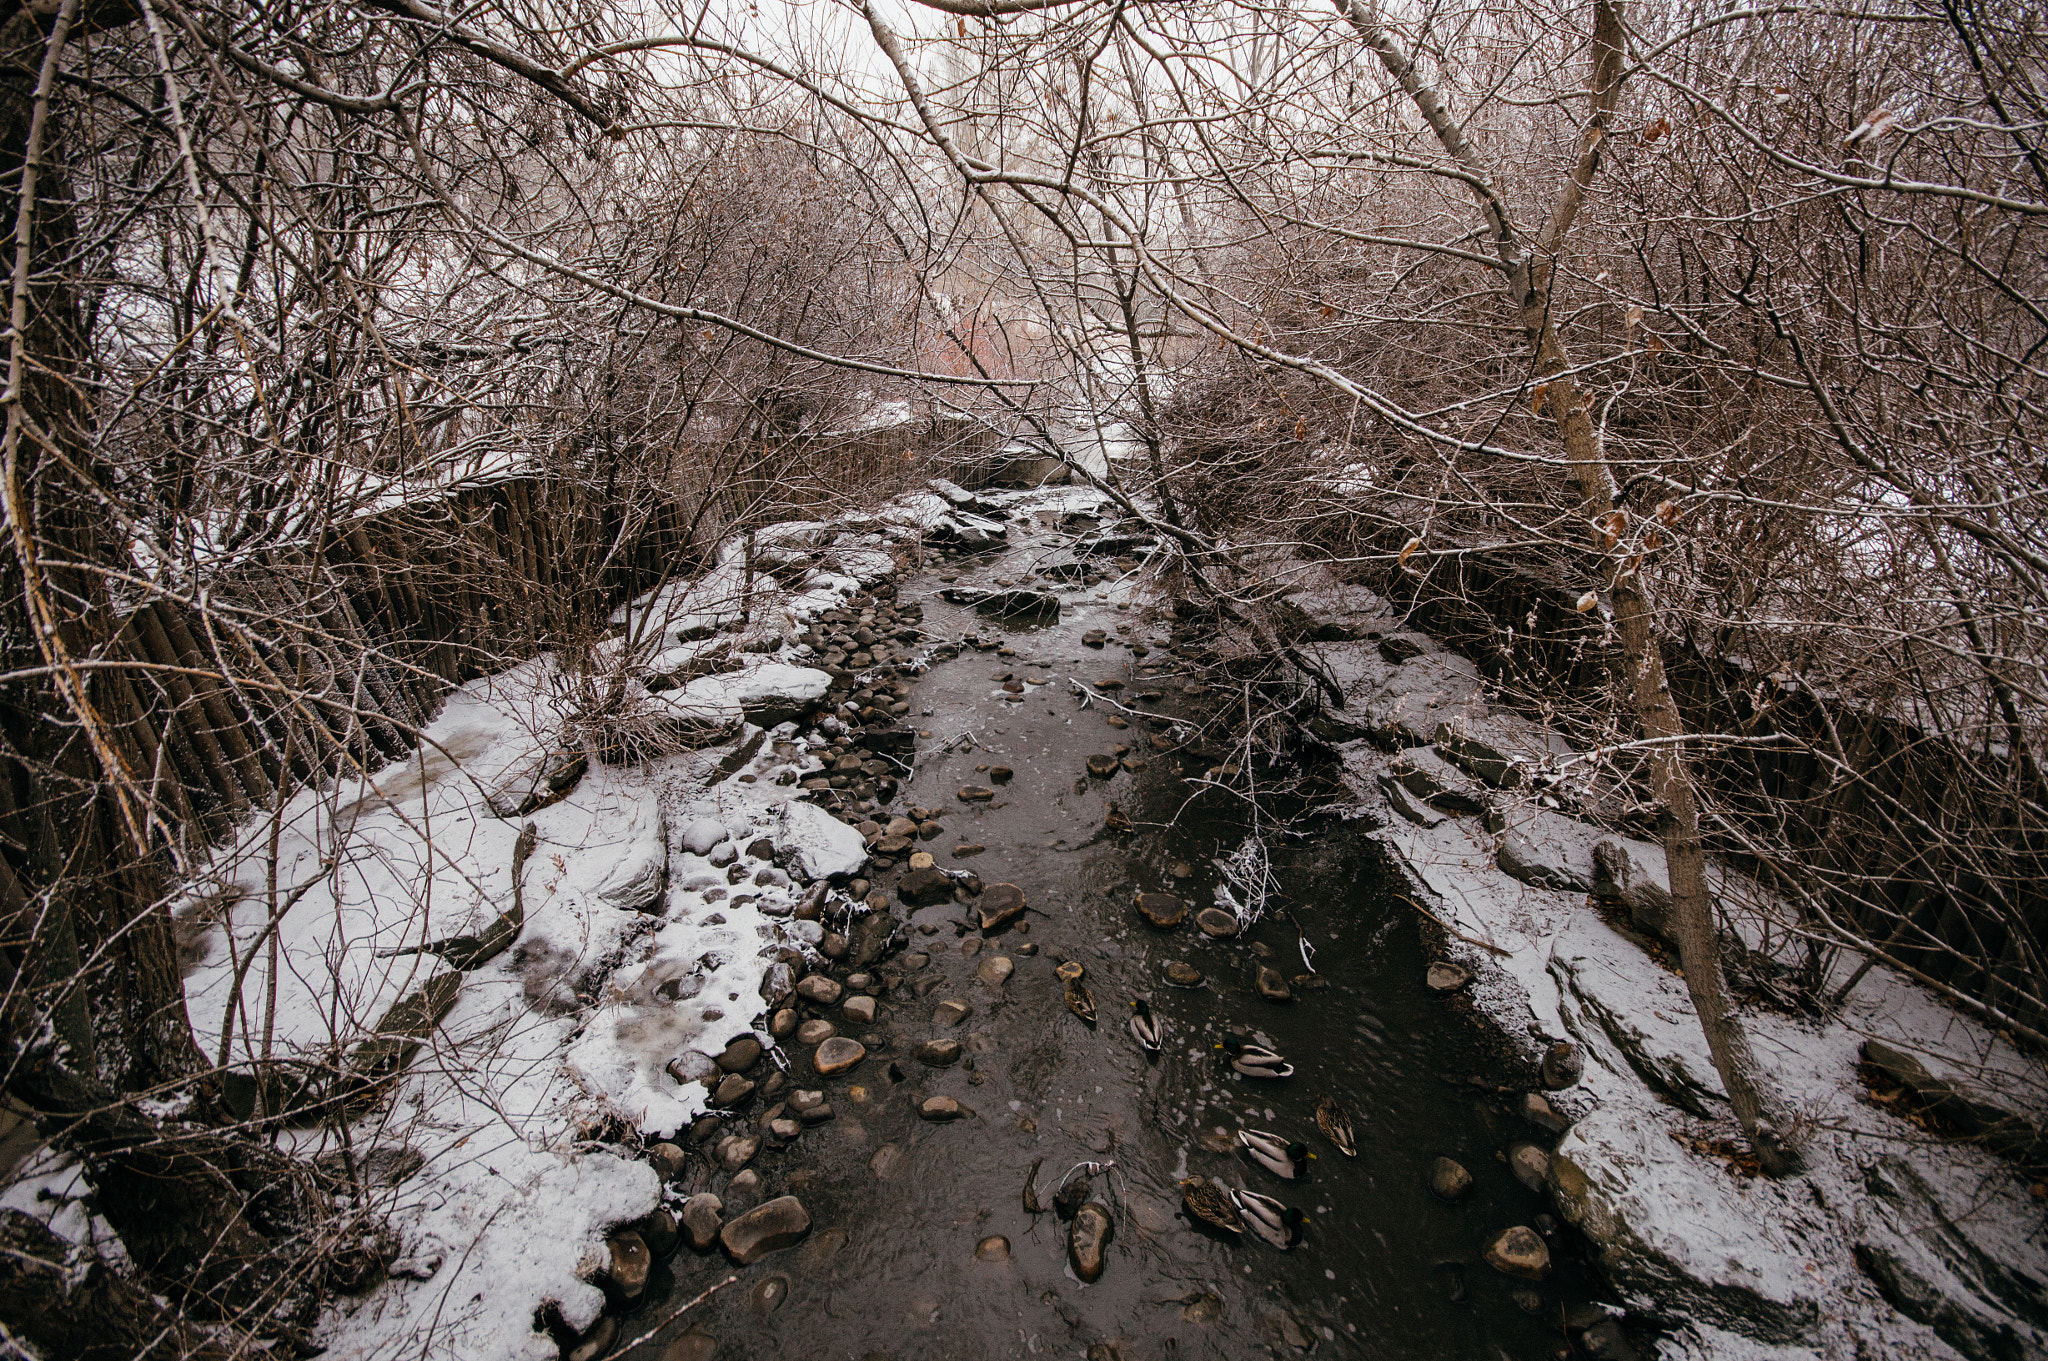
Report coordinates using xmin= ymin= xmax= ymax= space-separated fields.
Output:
xmin=1230 ymin=1186 xmax=1309 ymax=1249
xmin=1179 ymin=1175 xmax=1243 ymax=1234
xmin=1128 ymin=997 xmax=1163 ymax=1052
xmin=1239 ymin=1128 xmax=1313 ymax=1179
xmin=1216 ymin=1033 xmax=1294 ymax=1078
xmin=1316 ymin=1094 xmax=1357 ymax=1157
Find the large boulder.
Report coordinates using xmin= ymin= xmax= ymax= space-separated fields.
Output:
xmin=773 ymin=801 xmax=866 ymax=881
xmin=939 ymin=586 xmax=1059 ymax=623
xmin=1860 ymin=1041 xmax=2047 ymax=1169
xmin=719 ymin=1196 xmax=811 ymax=1265
xmin=671 ymin=663 xmax=832 ymax=729
xmin=1494 ymin=807 xmax=1602 ymax=893
xmin=1550 ymin=914 xmax=1726 ymax=1117
xmin=1390 ymin=747 xmax=1487 ymax=814
xmin=1433 ymin=713 xmax=1573 ymax=789
xmin=1364 ymin=652 xmax=1487 ymax=747
xmin=1547 ymin=1105 xmax=1820 ymax=1341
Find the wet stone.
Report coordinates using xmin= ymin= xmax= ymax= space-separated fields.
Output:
xmin=934 ymin=998 xmax=972 ymax=1026
xmin=843 ymin=995 xmax=878 ymax=1025
xmin=648 ymin=1142 xmax=687 ymax=1181
xmin=604 ymin=1229 xmax=650 ymax=1303
xmin=718 ymin=1135 xmax=760 ymax=1170
xmin=916 ymin=1039 xmax=962 ymax=1066
xmin=717 ymin=1035 xmax=763 ymax=1073
xmin=900 ymin=866 xmax=956 ymax=906
xmin=1085 ymin=754 xmax=1120 ymax=777
xmin=797 ymin=1019 xmax=837 ymax=1045
xmin=1430 ymin=1157 xmax=1473 ymax=1201
xmin=1069 ymin=1202 xmax=1114 ymax=1282
xmin=797 ymin=975 xmax=844 ymax=1005
xmin=1196 ymin=908 xmax=1240 ymax=938
xmin=921 ymin=1095 xmax=966 ymax=1121
xmin=569 ymin=1316 xmax=618 ymax=1361
xmin=748 ymin=1273 xmax=790 ymax=1316
xmin=976 ymin=1235 xmax=1011 ymax=1262
xmin=1164 ymin=960 xmax=1204 ymax=987
xmin=720 ymin=1196 xmax=811 ymax=1265
xmin=1484 ymin=1225 xmax=1552 ymax=1280
xmin=1426 ymin=961 xmax=1472 ymax=992
xmin=958 ymin=785 xmax=995 ymax=802
xmin=976 ymin=955 xmax=1014 ymax=988
xmin=711 ymin=1073 xmax=755 ymax=1108
xmin=1522 ymin=1092 xmax=1571 ymax=1134
xmin=1135 ymin=892 xmax=1187 ymax=927
xmin=769 ymin=1008 xmax=798 ymax=1038
xmin=662 ymin=1333 xmax=717 ymax=1361
xmin=813 ymin=1037 xmax=867 ymax=1076
xmin=1255 ymin=965 xmax=1292 ymax=1002
xmin=1510 ymin=1142 xmax=1551 ymax=1192
xmin=978 ymin=883 xmax=1027 ymax=930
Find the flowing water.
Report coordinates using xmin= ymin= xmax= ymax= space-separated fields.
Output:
xmin=633 ymin=521 xmax=1597 ymax=1360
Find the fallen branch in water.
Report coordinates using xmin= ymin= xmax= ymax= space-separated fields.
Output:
xmin=597 ymin=1273 xmax=741 ymax=1361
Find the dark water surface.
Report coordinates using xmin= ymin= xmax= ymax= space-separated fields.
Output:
xmin=639 ymin=526 xmax=1594 ymax=1360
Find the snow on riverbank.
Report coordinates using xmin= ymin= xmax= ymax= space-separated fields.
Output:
xmin=117 ymin=491 xmax=995 ymax=1358
xmin=1294 ymin=573 xmax=2048 ymax=1360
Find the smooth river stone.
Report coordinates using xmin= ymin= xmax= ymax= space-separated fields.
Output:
xmin=813 ymin=1037 xmax=867 ymax=1076
xmin=1195 ymin=907 xmax=1240 ymax=938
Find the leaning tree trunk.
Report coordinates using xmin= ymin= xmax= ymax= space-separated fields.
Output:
xmin=1343 ymin=0 xmax=1806 ymax=1175
xmin=1517 ymin=0 xmax=1806 ymax=1176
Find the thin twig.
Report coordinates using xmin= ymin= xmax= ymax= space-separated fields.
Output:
xmin=1396 ymin=893 xmax=1511 ymax=957
xmin=597 ymin=1272 xmax=740 ymax=1360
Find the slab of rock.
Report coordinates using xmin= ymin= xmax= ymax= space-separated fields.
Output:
xmin=1069 ymin=1201 xmax=1114 ymax=1282
xmin=681 ymin=1193 xmax=723 ymax=1252
xmin=1591 ymin=835 xmax=1679 ymax=943
xmin=813 ymin=1037 xmax=867 ymax=1076
xmin=1861 ymin=1040 xmax=2048 ymax=1167
xmin=977 ymin=883 xmax=1026 ymax=930
xmin=1391 ymin=747 xmax=1487 ymax=813
xmin=1365 ymin=652 xmax=1487 ymax=746
xmin=1196 ymin=908 xmax=1240 ymax=938
xmin=1381 ymin=775 xmax=1448 ymax=827
xmin=1549 ymin=1105 xmax=1821 ymax=1340
xmin=720 ymin=1196 xmax=811 ymax=1265
xmin=1550 ymin=915 xmax=1725 ymax=1117
xmin=949 ymin=587 xmax=1060 ymax=622
xmin=1484 ymin=1226 xmax=1551 ymax=1280
xmin=1858 ymin=1152 xmax=2048 ymax=1359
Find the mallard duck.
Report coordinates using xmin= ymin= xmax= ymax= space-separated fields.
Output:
xmin=1065 ymin=979 xmax=1098 ymax=1026
xmin=1316 ymin=1094 xmax=1357 ymax=1157
xmin=1128 ymin=997 xmax=1163 ymax=1052
xmin=1179 ymin=1175 xmax=1243 ymax=1233
xmin=1229 ymin=1186 xmax=1308 ymax=1250
xmin=1215 ymin=1033 xmax=1294 ymax=1078
xmin=1239 ymin=1128 xmax=1312 ymax=1179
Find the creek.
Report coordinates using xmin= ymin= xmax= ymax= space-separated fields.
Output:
xmin=639 ymin=509 xmax=1598 ymax=1360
